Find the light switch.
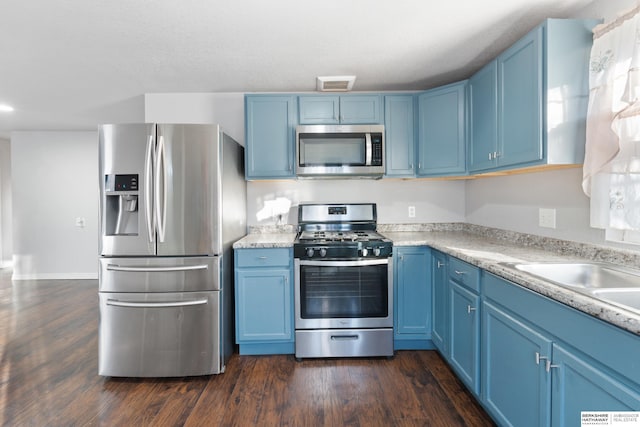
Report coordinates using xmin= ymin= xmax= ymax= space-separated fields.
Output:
xmin=539 ymin=208 xmax=556 ymax=229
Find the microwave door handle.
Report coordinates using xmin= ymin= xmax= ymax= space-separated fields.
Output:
xmin=365 ymin=133 xmax=372 ymax=166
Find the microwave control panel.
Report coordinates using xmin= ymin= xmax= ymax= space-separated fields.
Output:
xmin=372 ymin=133 xmax=383 ymax=166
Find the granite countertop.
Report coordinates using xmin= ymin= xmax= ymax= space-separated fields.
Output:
xmin=383 ymin=229 xmax=640 ymax=336
xmin=233 ymin=225 xmax=640 ymax=335
xmin=233 ymin=232 xmax=296 ymax=249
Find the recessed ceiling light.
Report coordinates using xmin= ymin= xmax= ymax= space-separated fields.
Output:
xmin=0 ymin=104 xmax=14 ymax=112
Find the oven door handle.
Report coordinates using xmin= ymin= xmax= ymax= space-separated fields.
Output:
xmin=298 ymin=259 xmax=388 ymax=267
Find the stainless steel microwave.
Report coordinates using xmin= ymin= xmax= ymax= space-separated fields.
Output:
xmin=296 ymin=124 xmax=385 ymax=178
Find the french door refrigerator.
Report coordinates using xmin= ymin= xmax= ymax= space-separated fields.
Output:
xmin=98 ymin=123 xmax=246 ymax=377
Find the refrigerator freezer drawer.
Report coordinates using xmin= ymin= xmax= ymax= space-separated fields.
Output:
xmin=99 ymin=256 xmax=219 ymax=292
xmin=99 ymin=291 xmax=222 ymax=377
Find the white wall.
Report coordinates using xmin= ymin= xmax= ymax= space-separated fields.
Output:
xmin=144 ymin=93 xmax=245 ymax=144
xmin=465 ymin=168 xmax=610 ymax=244
xmin=11 ymin=131 xmax=98 ymax=279
xmin=0 ymin=138 xmax=11 ymax=267
xmin=248 ymin=179 xmax=466 ymax=226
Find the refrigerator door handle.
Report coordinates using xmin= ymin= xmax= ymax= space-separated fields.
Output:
xmin=106 ymin=298 xmax=208 ymax=308
xmin=155 ymin=134 xmax=167 ymax=242
xmin=145 ymin=133 xmax=156 ymax=243
xmin=106 ymin=264 xmax=209 ymax=272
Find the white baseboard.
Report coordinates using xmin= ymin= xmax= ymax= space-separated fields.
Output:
xmin=11 ymin=272 xmax=98 ymax=281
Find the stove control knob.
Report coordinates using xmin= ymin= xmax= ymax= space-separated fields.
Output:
xmin=373 ymin=248 xmax=381 ymax=257
xmin=319 ymin=248 xmax=327 ymax=257
xmin=306 ymin=248 xmax=315 ymax=258
xmin=361 ymin=248 xmax=369 ymax=257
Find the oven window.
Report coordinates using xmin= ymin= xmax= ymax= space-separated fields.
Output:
xmin=299 ymin=264 xmax=388 ymax=318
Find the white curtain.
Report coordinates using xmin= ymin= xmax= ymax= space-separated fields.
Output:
xmin=583 ymin=5 xmax=640 ymax=232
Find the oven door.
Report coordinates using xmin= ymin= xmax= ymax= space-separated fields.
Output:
xmin=294 ymin=258 xmax=393 ymax=329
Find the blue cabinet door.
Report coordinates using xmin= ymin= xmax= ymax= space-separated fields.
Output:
xmin=394 ymin=246 xmax=431 ymax=348
xmin=298 ymin=95 xmax=339 ymax=124
xmin=384 ymin=95 xmax=416 ymax=177
xmin=482 ymin=301 xmax=552 ymax=427
xmin=550 ymin=344 xmax=640 ymax=426
xmin=498 ymin=26 xmax=543 ymax=168
xmin=417 ymin=82 xmax=467 ymax=176
xmin=431 ymin=250 xmax=448 ymax=355
xmin=298 ymin=95 xmax=382 ymax=124
xmin=469 ymin=60 xmax=498 ymax=172
xmin=245 ymin=95 xmax=297 ymax=179
xmin=339 ymin=95 xmax=382 ymax=124
xmin=235 ymin=268 xmax=293 ymax=343
xmin=449 ymin=280 xmax=480 ymax=395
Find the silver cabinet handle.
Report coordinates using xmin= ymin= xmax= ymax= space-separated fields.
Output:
xmin=106 ymin=298 xmax=208 ymax=308
xmin=545 ymin=360 xmax=559 ymax=372
xmin=535 ymin=352 xmax=548 ymax=365
xmin=106 ymin=264 xmax=208 ymax=272
xmin=467 ymin=305 xmax=476 ymax=314
xmin=454 ymin=270 xmax=467 ymax=275
xmin=488 ymin=152 xmax=493 ymax=160
xmin=437 ymin=261 xmax=445 ymax=268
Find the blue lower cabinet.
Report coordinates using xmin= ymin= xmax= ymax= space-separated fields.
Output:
xmin=449 ymin=280 xmax=480 ymax=395
xmin=551 ymin=344 xmax=640 ymax=426
xmin=482 ymin=300 xmax=552 ymax=427
xmin=482 ymin=272 xmax=640 ymax=426
xmin=431 ymin=250 xmax=449 ymax=356
xmin=393 ymin=246 xmax=434 ymax=349
xmin=234 ymin=248 xmax=294 ymax=355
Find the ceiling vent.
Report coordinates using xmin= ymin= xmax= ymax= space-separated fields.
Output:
xmin=316 ymin=76 xmax=356 ymax=92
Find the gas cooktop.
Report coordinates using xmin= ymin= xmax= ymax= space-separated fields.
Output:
xmin=294 ymin=203 xmax=392 ymax=260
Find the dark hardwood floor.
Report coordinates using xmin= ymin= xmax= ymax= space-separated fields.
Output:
xmin=0 ymin=269 xmax=494 ymax=426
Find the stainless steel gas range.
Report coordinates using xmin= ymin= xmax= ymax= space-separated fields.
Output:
xmin=293 ymin=203 xmax=394 ymax=359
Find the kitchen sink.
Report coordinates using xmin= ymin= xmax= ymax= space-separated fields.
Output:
xmin=510 ymin=263 xmax=640 ymax=289
xmin=500 ymin=262 xmax=640 ymax=313
xmin=590 ymin=288 xmax=640 ymax=312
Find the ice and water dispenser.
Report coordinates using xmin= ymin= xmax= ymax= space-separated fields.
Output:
xmin=104 ymin=174 xmax=139 ymax=235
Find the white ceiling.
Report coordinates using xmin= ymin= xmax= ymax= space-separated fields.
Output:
xmin=0 ymin=0 xmax=599 ymax=138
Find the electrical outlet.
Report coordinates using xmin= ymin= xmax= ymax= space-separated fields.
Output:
xmin=408 ymin=206 xmax=416 ymax=218
xmin=539 ymin=208 xmax=556 ymax=229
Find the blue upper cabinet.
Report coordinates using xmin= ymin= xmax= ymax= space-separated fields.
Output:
xmin=384 ymin=95 xmax=416 ymax=177
xmin=468 ymin=60 xmax=498 ymax=172
xmin=298 ymin=96 xmax=339 ymax=124
xmin=245 ymin=95 xmax=297 ymax=179
xmin=469 ymin=19 xmax=599 ymax=173
xmin=498 ymin=26 xmax=543 ymax=168
xmin=417 ymin=81 xmax=467 ymax=176
xmin=298 ymin=94 xmax=382 ymax=124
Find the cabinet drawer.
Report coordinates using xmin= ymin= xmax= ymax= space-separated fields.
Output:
xmin=236 ymin=248 xmax=292 ymax=268
xmin=448 ymin=257 xmax=480 ymax=293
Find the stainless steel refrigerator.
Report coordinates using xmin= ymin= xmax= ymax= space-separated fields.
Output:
xmin=98 ymin=123 xmax=246 ymax=377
